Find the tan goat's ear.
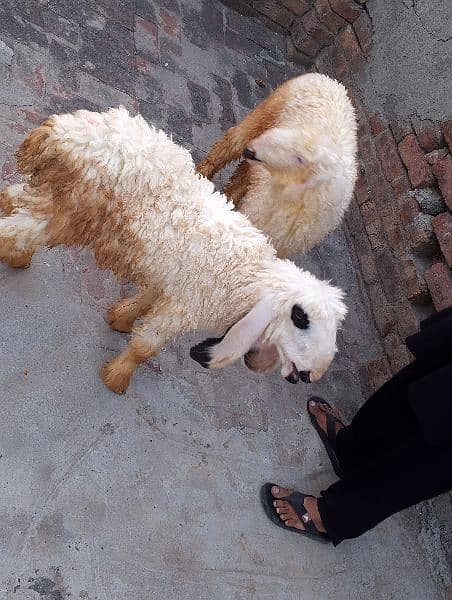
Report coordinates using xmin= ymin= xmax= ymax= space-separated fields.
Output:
xmin=190 ymin=297 xmax=274 ymax=370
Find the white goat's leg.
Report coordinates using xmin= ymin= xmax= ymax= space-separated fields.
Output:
xmin=0 ymin=209 xmax=50 ymax=268
xmin=101 ymin=299 xmax=186 ymax=394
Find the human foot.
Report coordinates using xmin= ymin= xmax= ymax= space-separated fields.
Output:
xmin=271 ymin=485 xmax=326 ymax=533
xmin=307 ymin=398 xmax=346 ymax=479
xmin=307 ymin=398 xmax=345 ymax=437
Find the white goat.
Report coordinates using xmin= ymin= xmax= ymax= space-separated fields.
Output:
xmin=0 ymin=108 xmax=347 ymax=394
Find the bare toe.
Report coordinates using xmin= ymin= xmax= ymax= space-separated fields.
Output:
xmin=273 ymin=500 xmax=290 ymax=509
xmin=278 ymin=506 xmax=292 ymax=516
xmin=271 ymin=485 xmax=292 ymax=499
xmin=285 ymin=519 xmax=303 ymax=529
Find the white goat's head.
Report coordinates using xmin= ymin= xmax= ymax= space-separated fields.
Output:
xmin=243 ymin=126 xmax=339 ymax=181
xmin=190 ymin=261 xmax=347 ymax=384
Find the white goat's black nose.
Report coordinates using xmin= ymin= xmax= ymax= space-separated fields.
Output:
xmin=299 ymin=371 xmax=311 ymax=383
xmin=285 ymin=371 xmax=299 ymax=384
xmin=243 ymin=148 xmax=257 ymax=160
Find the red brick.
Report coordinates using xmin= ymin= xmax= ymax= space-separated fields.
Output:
xmin=134 ymin=16 xmax=159 ymax=63
xmin=254 ymin=1 xmax=295 ymax=28
xmin=398 ymin=193 xmax=420 ymax=227
xmin=337 ymin=24 xmax=365 ymax=72
xmin=281 ymin=0 xmax=311 ymax=15
xmin=328 ymin=0 xmax=362 ymax=23
xmin=380 ymin=210 xmax=406 ymax=257
xmin=368 ymin=113 xmax=387 ymax=136
xmin=23 ymin=64 xmax=46 ymax=97
xmin=365 ymin=218 xmax=386 ymax=252
xmin=302 ymin=8 xmax=335 ymax=45
xmin=408 ymin=213 xmax=438 ymax=257
xmin=433 ymin=212 xmax=452 ymax=267
xmin=22 ymin=108 xmax=46 ymax=126
xmin=1 ymin=157 xmax=21 ymax=184
xmin=362 ymin=157 xmax=395 ymax=213
xmin=354 ymin=177 xmax=371 ymax=206
xmin=291 ymin=20 xmax=321 ymax=57
xmin=350 ymin=215 xmax=370 ymax=250
xmin=398 ymin=134 xmax=434 ymax=188
xmin=442 ymin=120 xmax=452 ymax=153
xmin=344 ymin=198 xmax=364 ymax=238
xmin=358 ymin=247 xmax=379 ymax=284
xmin=390 ymin=119 xmax=413 ymax=143
xmin=425 ymin=148 xmax=448 ymax=166
xmin=360 ymin=356 xmax=392 ymax=395
xmin=399 ymin=257 xmax=428 ymax=303
xmin=359 ymin=198 xmax=378 ymax=226
xmin=330 ymin=41 xmax=350 ymax=81
xmin=393 ymin=296 xmax=421 ymax=338
xmin=357 ymin=131 xmax=373 ymax=157
xmin=390 ymin=174 xmax=411 ymax=197
xmin=383 ymin=331 xmax=413 ymax=373
xmin=376 ymin=248 xmax=405 ymax=303
xmin=315 ymin=47 xmax=333 ymax=74
xmin=367 ymin=282 xmax=396 ymax=337
xmin=411 ymin=117 xmax=444 ymax=152
xmin=159 ymin=8 xmax=180 ymax=38
xmin=286 ymin=37 xmax=312 ymax=66
xmin=315 ymin=0 xmax=346 ymax=34
xmin=375 ymin=130 xmax=408 ymax=184
xmin=346 ymin=85 xmax=364 ymax=113
xmin=424 ymin=262 xmax=452 ymax=311
xmin=432 ymin=155 xmax=452 ymax=210
xmin=353 ymin=10 xmax=372 ymax=55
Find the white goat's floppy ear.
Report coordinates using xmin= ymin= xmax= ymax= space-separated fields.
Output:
xmin=190 ymin=297 xmax=274 ymax=370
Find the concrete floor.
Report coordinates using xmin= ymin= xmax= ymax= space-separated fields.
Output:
xmin=363 ymin=0 xmax=452 ymax=121
xmin=0 ymin=1 xmax=450 ymax=599
xmin=0 ymin=240 xmax=442 ymax=600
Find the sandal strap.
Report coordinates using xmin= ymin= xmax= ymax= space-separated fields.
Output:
xmin=326 ymin=412 xmax=338 ymax=452
xmin=285 ymin=491 xmax=323 ymax=537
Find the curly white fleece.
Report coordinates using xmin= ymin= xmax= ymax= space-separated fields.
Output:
xmin=1 ymin=107 xmax=347 ymax=382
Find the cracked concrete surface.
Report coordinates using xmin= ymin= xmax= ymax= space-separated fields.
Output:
xmin=362 ymin=0 xmax=452 ymax=121
xmin=0 ymin=0 xmax=450 ymax=598
xmin=0 ymin=244 xmax=444 ymax=600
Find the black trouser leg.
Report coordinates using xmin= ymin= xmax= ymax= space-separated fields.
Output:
xmin=318 ymin=436 xmax=452 ymax=546
xmin=336 ymin=362 xmax=422 ymax=473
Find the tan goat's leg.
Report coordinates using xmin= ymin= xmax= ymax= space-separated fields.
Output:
xmin=107 ymin=288 xmax=159 ymax=333
xmin=101 ymin=300 xmax=186 ymax=394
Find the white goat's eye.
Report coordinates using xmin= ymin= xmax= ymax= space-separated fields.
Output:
xmin=291 ymin=304 xmax=309 ymax=329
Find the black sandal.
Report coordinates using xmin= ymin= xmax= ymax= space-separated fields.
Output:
xmin=307 ymin=397 xmax=345 ymax=479
xmin=260 ymin=483 xmax=330 ymax=543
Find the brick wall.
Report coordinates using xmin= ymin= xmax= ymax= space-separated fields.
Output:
xmin=219 ymin=0 xmax=452 ymax=386
xmin=219 ymin=0 xmax=372 ymax=67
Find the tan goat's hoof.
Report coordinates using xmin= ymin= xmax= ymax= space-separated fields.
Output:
xmin=3 ymin=254 xmax=32 ymax=269
xmin=101 ymin=359 xmax=132 ymax=394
